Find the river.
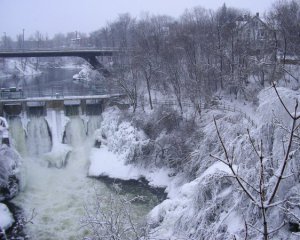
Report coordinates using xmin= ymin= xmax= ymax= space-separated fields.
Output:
xmin=4 ymin=67 xmax=162 ymax=240
xmin=0 ymin=66 xmax=98 ymax=97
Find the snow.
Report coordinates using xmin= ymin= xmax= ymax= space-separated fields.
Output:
xmin=0 ymin=203 xmax=14 ymax=230
xmin=224 ymin=211 xmax=244 ymax=234
xmin=198 ymin=161 xmax=233 ymax=181
xmin=45 ymin=109 xmax=69 ymax=148
xmin=3 ymin=76 xmax=297 ymax=239
xmin=0 ymin=59 xmax=42 ymax=77
xmin=89 ymin=145 xmax=171 ymax=188
xmin=86 ymin=105 xmax=249 ymax=238
xmin=89 ymin=145 xmax=140 ymax=180
xmin=72 ymin=64 xmax=101 ymax=83
xmin=87 ymin=107 xmax=173 ymax=188
xmin=56 ymin=63 xmax=83 ymax=69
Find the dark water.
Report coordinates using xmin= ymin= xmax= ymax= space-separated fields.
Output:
xmin=0 ymin=67 xmax=107 ymax=98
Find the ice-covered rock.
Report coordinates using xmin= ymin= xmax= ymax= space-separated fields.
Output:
xmin=73 ymin=65 xmax=101 ymax=83
xmin=0 ymin=203 xmax=14 ymax=230
xmin=43 ymin=144 xmax=72 ymax=168
xmin=0 ymin=145 xmax=22 ymax=201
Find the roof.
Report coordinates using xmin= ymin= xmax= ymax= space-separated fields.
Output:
xmin=237 ymin=14 xmax=271 ymax=31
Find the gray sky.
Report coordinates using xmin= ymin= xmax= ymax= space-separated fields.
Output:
xmin=1 ymin=0 xmax=276 ymax=39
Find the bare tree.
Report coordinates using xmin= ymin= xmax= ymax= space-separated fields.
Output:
xmin=210 ymin=83 xmax=300 ymax=239
xmin=268 ymin=0 xmax=300 ymax=64
xmin=81 ymin=185 xmax=151 ymax=240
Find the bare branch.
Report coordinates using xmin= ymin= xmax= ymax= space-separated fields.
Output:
xmin=213 ymin=117 xmax=258 ymax=204
xmin=268 ymin=221 xmax=286 ymax=235
xmin=267 ymin=84 xmax=298 ymax=206
xmin=272 ymin=82 xmax=294 ymax=119
xmin=248 ymin=223 xmax=264 ymax=234
xmin=247 ymin=129 xmax=261 ymax=159
xmin=244 ymin=219 xmax=248 ymax=240
xmin=213 ymin=117 xmax=230 ymax=162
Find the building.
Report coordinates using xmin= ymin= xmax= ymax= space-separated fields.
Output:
xmin=236 ymin=13 xmax=276 ymax=56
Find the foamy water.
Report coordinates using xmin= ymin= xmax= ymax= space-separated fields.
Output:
xmin=9 ymin=115 xmax=158 ymax=239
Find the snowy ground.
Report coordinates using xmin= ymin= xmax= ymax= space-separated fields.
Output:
xmin=89 ymin=146 xmax=171 ymax=187
xmin=88 ymin=107 xmax=172 ymax=188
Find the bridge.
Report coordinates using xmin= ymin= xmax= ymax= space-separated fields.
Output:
xmin=0 ymin=49 xmax=119 ymax=77
xmin=0 ymin=48 xmax=128 ymax=116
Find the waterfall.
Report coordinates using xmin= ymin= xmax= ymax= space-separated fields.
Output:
xmin=10 ymin=113 xmax=107 ymax=239
xmin=27 ymin=117 xmax=52 ymax=157
xmin=9 ymin=112 xmax=159 ymax=240
xmin=63 ymin=117 xmax=86 ymax=147
xmin=45 ymin=109 xmax=69 ymax=149
xmin=8 ymin=116 xmax=27 ymax=157
xmin=87 ymin=115 xmax=102 ymax=137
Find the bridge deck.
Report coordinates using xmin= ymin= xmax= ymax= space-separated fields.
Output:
xmin=0 ymin=93 xmax=124 ymax=104
xmin=0 ymin=49 xmax=118 ymax=58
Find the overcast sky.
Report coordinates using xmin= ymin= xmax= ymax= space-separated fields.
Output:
xmin=1 ymin=0 xmax=277 ymax=39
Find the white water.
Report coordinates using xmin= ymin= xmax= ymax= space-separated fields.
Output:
xmin=9 ymin=114 xmax=158 ymax=240
xmin=27 ymin=117 xmax=52 ymax=157
xmin=9 ymin=117 xmax=27 ymax=156
xmin=11 ymin=115 xmax=104 ymax=239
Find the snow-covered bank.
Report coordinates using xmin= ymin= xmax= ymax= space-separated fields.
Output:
xmin=89 ymin=146 xmax=171 ymax=188
xmin=0 ymin=117 xmax=23 ymax=237
xmin=87 ymin=85 xmax=300 ymax=239
xmin=146 ymin=87 xmax=300 ymax=239
xmin=0 ymin=59 xmax=41 ymax=78
xmin=73 ymin=64 xmax=101 ymax=83
xmin=0 ymin=145 xmax=22 ymax=201
xmin=88 ymin=107 xmax=172 ymax=188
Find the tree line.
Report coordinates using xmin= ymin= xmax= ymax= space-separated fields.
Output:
xmin=90 ymin=1 xmax=300 ymax=111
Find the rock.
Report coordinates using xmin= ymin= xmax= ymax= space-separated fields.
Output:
xmin=0 ymin=145 xmax=22 ymax=201
xmin=0 ymin=203 xmax=14 ymax=231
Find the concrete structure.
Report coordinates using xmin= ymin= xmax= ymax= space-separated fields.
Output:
xmin=0 ymin=94 xmax=125 ymax=117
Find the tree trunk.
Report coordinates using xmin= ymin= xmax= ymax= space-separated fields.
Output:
xmin=146 ymin=77 xmax=153 ymax=110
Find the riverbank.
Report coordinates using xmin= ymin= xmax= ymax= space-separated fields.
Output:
xmin=86 ymin=83 xmax=300 ymax=239
xmin=0 ymin=58 xmax=84 ymax=79
xmin=0 ymin=59 xmax=41 ymax=78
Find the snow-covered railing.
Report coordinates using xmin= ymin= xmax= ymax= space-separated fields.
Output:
xmin=211 ymin=102 xmax=258 ymax=128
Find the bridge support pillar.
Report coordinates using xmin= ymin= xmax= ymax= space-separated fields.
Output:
xmin=80 ymin=100 xmax=86 ymax=115
xmin=83 ymin=56 xmax=111 ymax=78
xmin=0 ymin=102 xmax=3 ymax=116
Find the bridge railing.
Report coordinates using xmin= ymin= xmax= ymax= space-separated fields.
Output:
xmin=0 ymin=47 xmax=120 ymax=53
xmin=0 ymin=86 xmax=124 ymax=100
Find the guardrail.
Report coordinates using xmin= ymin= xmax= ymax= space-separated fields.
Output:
xmin=214 ymin=102 xmax=257 ymax=128
xmin=0 ymin=86 xmax=124 ymax=101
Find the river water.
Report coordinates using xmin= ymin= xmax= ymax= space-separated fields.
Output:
xmin=0 ymin=67 xmax=97 ymax=97
xmin=4 ymin=67 xmax=162 ymax=240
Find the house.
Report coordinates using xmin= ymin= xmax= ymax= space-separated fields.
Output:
xmin=236 ymin=13 xmax=276 ymax=55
